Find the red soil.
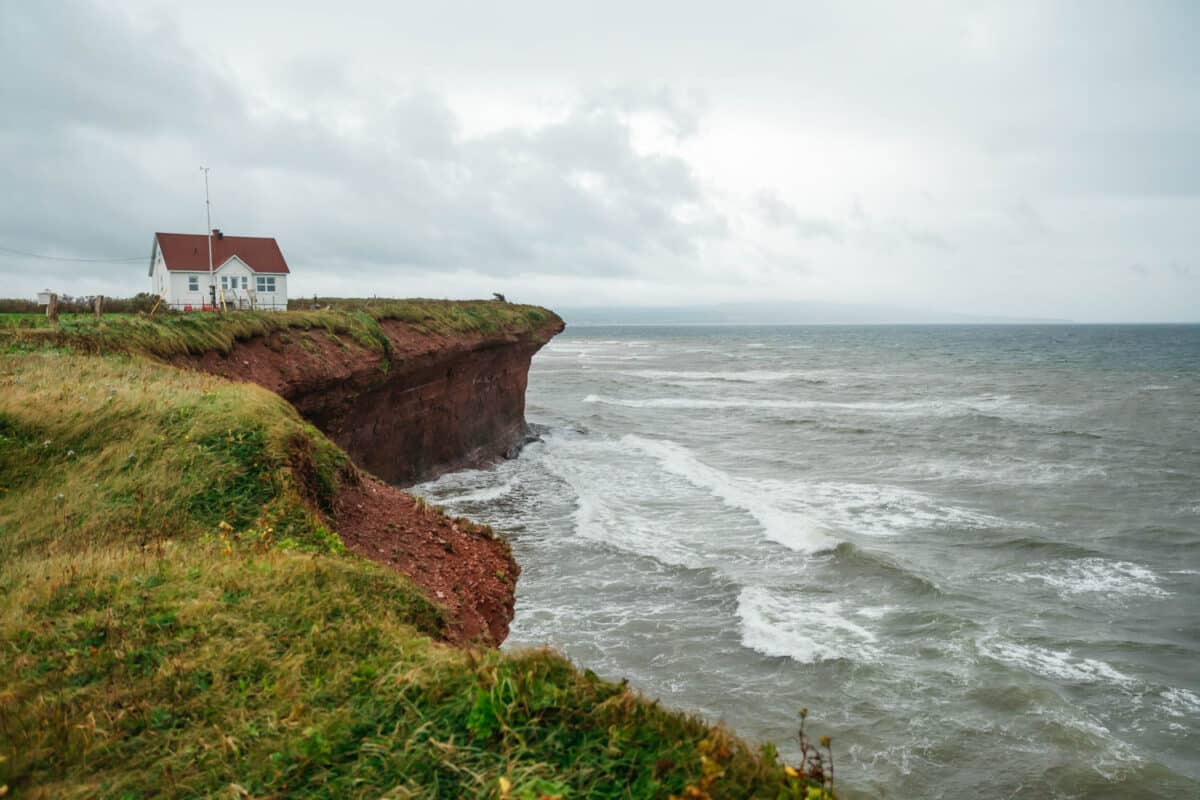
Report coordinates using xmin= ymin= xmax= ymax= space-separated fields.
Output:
xmin=332 ymin=473 xmax=518 ymax=645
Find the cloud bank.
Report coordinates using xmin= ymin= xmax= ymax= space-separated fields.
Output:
xmin=1 ymin=0 xmax=1197 ymax=320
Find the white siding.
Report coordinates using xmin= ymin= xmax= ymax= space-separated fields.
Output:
xmin=253 ymin=273 xmax=288 ymax=311
xmin=168 ymin=272 xmax=212 ymax=309
xmin=150 ymin=249 xmax=172 ymax=300
xmin=149 ymin=247 xmax=208 ymax=308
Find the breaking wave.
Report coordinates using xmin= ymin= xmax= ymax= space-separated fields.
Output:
xmin=1006 ymin=559 xmax=1169 ymax=598
xmin=977 ymin=637 xmax=1136 ymax=687
xmin=737 ymin=586 xmax=880 ymax=663
xmin=621 ymin=434 xmax=837 ymax=553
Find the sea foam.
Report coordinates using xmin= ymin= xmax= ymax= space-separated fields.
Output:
xmin=623 ymin=434 xmax=1005 ymax=543
xmin=616 ymin=369 xmax=817 ymax=384
xmin=1009 ymin=559 xmax=1169 ymax=599
xmin=737 ymin=586 xmax=879 ymax=663
xmin=445 ymin=478 xmax=520 ymax=504
xmin=584 ymin=393 xmax=1058 ymax=422
xmin=622 ymin=435 xmax=837 ymax=553
xmin=977 ymin=637 xmax=1136 ymax=687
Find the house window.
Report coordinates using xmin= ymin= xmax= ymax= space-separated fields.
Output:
xmin=188 ymin=276 xmax=199 ymax=292
xmin=240 ymin=276 xmax=248 ymax=289
xmin=256 ymin=276 xmax=276 ymax=293
xmin=220 ymin=276 xmax=229 ymax=289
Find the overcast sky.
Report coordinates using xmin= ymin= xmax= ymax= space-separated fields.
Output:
xmin=2 ymin=1 xmax=1197 ymax=320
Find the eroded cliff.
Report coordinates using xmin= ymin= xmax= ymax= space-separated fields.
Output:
xmin=169 ymin=307 xmax=562 ymax=642
xmin=178 ymin=316 xmax=562 ymax=485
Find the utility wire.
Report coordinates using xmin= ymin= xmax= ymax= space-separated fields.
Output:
xmin=0 ymin=245 xmax=146 ymax=263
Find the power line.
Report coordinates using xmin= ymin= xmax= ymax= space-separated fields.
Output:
xmin=0 ymin=245 xmax=146 ymax=263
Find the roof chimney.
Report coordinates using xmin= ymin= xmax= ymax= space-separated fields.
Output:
xmin=213 ymin=228 xmax=223 ymax=239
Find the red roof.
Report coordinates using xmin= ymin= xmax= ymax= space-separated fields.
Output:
xmin=155 ymin=232 xmax=290 ymax=274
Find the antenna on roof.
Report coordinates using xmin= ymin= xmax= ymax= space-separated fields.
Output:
xmin=200 ymin=166 xmax=215 ymax=309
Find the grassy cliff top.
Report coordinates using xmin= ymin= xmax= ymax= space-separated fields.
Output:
xmin=0 ymin=347 xmax=832 ymax=799
xmin=0 ymin=299 xmax=562 ymax=360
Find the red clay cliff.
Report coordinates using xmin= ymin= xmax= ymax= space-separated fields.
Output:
xmin=173 ymin=311 xmax=563 ymax=645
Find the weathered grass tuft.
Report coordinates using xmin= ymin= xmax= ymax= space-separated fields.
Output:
xmin=0 ymin=351 xmax=346 ymax=560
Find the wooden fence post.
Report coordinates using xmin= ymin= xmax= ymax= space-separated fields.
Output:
xmin=46 ymin=293 xmax=59 ymax=323
xmin=94 ymin=295 xmax=104 ymax=319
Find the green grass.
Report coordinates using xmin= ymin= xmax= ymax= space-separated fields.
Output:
xmin=0 ymin=299 xmax=560 ymax=360
xmin=0 ymin=348 xmax=831 ymax=799
xmin=0 ymin=312 xmax=138 ymax=330
xmin=0 ymin=351 xmax=346 ymax=559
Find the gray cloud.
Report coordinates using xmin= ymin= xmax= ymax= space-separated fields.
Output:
xmin=0 ymin=1 xmax=724 ymax=291
xmin=755 ymin=192 xmax=840 ymax=241
xmin=1 ymin=0 xmax=1197 ymax=320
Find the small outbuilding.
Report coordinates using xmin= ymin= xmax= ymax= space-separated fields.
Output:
xmin=149 ymin=229 xmax=290 ymax=310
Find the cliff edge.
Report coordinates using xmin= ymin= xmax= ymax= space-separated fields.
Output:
xmin=176 ymin=310 xmax=564 ymax=486
xmin=167 ymin=301 xmax=564 ymax=644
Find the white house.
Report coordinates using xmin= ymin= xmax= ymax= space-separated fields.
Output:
xmin=149 ymin=229 xmax=290 ymax=310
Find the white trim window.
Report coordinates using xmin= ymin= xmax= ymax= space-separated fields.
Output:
xmin=188 ymin=276 xmax=200 ymax=292
xmin=240 ymin=276 xmax=248 ymax=289
xmin=256 ymin=276 xmax=277 ymax=293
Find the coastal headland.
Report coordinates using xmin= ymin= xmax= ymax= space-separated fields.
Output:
xmin=0 ymin=300 xmax=833 ymax=798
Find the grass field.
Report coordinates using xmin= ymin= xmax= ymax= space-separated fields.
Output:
xmin=0 ymin=299 xmax=559 ymax=359
xmin=0 ymin=312 xmax=138 ymax=329
xmin=0 ymin=344 xmax=834 ymax=798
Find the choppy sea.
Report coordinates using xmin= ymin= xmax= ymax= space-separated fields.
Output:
xmin=414 ymin=324 xmax=1200 ymax=798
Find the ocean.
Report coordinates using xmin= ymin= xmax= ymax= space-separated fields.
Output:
xmin=413 ymin=324 xmax=1200 ymax=798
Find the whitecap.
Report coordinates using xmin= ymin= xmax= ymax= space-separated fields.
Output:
xmin=978 ymin=637 xmax=1136 ymax=686
xmin=584 ymin=394 xmax=805 ymax=410
xmin=737 ymin=586 xmax=879 ymax=663
xmin=622 ymin=435 xmax=837 ymax=553
xmin=1008 ymin=559 xmax=1169 ymax=598
xmin=898 ymin=458 xmax=1108 ymax=487
xmin=616 ymin=369 xmax=809 ymax=384
xmin=796 ymin=481 xmax=1009 ymax=534
xmin=1159 ymin=687 xmax=1200 ymax=718
xmin=566 ymin=487 xmax=706 ymax=570
xmin=622 ymin=434 xmax=1005 ymax=542
xmin=583 ymin=393 xmax=1060 ymax=422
